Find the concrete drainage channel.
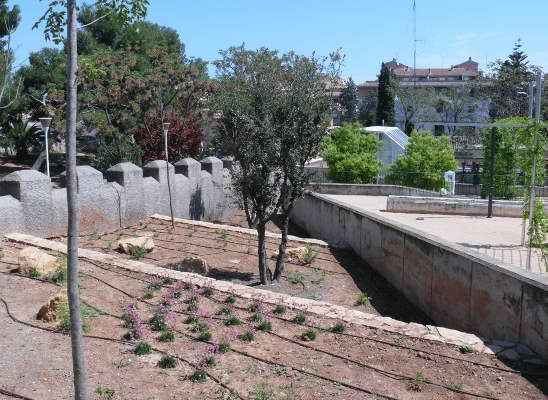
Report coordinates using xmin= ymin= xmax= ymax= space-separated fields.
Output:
xmin=5 ymin=229 xmax=546 ymax=366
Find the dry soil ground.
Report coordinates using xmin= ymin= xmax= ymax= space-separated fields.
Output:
xmin=0 ymin=215 xmax=547 ymax=400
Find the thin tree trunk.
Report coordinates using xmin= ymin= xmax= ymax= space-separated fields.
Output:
xmin=31 ymin=149 xmax=47 ymax=171
xmin=257 ymin=222 xmax=271 ymax=285
xmin=66 ymin=1 xmax=87 ymax=398
xmin=272 ymin=204 xmax=293 ymax=282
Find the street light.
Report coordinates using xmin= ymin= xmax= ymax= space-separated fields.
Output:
xmin=487 ymin=104 xmax=498 ymax=218
xmin=39 ymin=117 xmax=52 ymax=177
xmin=163 ymin=122 xmax=175 ymax=228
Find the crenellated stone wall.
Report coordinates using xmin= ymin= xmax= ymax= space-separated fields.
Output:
xmin=0 ymin=156 xmax=236 ymax=238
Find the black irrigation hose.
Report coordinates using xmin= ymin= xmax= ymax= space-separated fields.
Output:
xmin=84 ymin=258 xmax=540 ymax=376
xmin=78 ymin=264 xmax=515 ymax=399
xmin=0 ymin=388 xmax=40 ymax=400
xmin=0 ymin=296 xmax=246 ymax=400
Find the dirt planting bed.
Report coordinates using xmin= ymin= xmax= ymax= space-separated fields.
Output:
xmin=0 ymin=218 xmax=547 ymax=399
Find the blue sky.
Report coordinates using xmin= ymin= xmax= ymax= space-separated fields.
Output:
xmin=13 ymin=0 xmax=548 ymax=83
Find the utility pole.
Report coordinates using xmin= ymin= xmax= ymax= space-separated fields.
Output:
xmin=487 ymin=105 xmax=497 ymax=218
xmin=526 ymin=72 xmax=543 ymax=271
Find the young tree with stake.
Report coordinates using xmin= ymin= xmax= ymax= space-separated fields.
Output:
xmin=34 ymin=1 xmax=148 ymax=398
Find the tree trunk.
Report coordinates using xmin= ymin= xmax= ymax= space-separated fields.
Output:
xmin=257 ymin=222 xmax=271 ymax=285
xmin=66 ymin=1 xmax=88 ymax=399
xmin=31 ymin=149 xmax=47 ymax=171
xmin=272 ymin=204 xmax=293 ymax=282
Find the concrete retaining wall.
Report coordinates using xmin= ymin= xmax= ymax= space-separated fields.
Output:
xmin=387 ymin=196 xmax=526 ymax=217
xmin=0 ymin=157 xmax=236 ymax=237
xmin=291 ymin=193 xmax=548 ymax=359
xmin=306 ymin=183 xmax=441 ymax=197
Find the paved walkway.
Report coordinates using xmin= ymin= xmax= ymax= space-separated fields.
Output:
xmin=326 ymin=195 xmax=547 ymax=277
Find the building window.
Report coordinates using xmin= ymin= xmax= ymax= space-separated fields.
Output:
xmin=332 ymin=113 xmax=338 ymax=118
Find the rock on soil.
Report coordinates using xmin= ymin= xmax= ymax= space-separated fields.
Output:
xmin=270 ymin=247 xmax=306 ymax=261
xmin=166 ymin=256 xmax=209 ymax=276
xmin=18 ymin=247 xmax=59 ymax=276
xmin=118 ymin=237 xmax=155 ymax=253
xmin=37 ymin=285 xmax=68 ymax=322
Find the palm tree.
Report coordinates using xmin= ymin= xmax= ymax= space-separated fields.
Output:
xmin=4 ymin=114 xmax=44 ymax=160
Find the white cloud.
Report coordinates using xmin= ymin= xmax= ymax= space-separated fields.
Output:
xmin=457 ymin=33 xmax=477 ymax=41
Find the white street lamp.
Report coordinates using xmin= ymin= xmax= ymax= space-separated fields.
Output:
xmin=39 ymin=117 xmax=52 ymax=177
xmin=163 ymin=122 xmax=175 ymax=228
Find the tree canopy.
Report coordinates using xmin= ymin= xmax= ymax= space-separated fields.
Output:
xmin=214 ymin=44 xmax=342 ymax=284
xmin=474 ymin=39 xmax=539 ymax=119
xmin=322 ymin=122 xmax=383 ymax=184
xmin=376 ymin=62 xmax=396 ymax=126
xmin=385 ymin=130 xmax=458 ymax=191
xmin=339 ymin=77 xmax=359 ymax=123
xmin=358 ymin=91 xmax=377 ymax=127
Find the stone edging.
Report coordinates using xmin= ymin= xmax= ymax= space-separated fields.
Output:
xmin=5 ymin=232 xmax=545 ymax=364
xmin=151 ymin=214 xmax=329 ymax=247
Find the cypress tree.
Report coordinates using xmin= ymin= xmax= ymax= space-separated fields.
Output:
xmin=376 ymin=63 xmax=396 ymax=126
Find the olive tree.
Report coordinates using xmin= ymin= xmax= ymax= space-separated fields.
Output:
xmin=214 ymin=45 xmax=342 ymax=284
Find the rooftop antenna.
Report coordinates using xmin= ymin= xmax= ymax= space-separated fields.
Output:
xmin=412 ymin=0 xmax=423 ymax=125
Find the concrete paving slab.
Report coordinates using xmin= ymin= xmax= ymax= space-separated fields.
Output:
xmin=326 ymin=195 xmax=547 ymax=276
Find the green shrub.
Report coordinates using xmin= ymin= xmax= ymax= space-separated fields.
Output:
xmin=218 ymin=341 xmax=231 ymax=353
xmin=273 ymin=305 xmax=286 ymax=315
xmin=158 ymin=331 xmax=174 ymax=342
xmin=158 ymin=355 xmax=177 ymax=369
xmin=28 ymin=267 xmax=41 ymax=278
xmin=301 ymin=244 xmax=319 ymax=264
xmin=198 ymin=332 xmax=212 ymax=341
xmin=293 ymin=314 xmax=306 ymax=324
xmin=134 ymin=342 xmax=151 ymax=355
xmin=225 ymin=317 xmax=242 ymax=326
xmin=224 ymin=295 xmax=236 ymax=304
xmin=286 ymin=271 xmax=304 ymax=284
xmin=258 ymin=321 xmax=272 ymax=332
xmin=129 ymin=246 xmax=147 ymax=260
xmin=189 ymin=369 xmax=207 ymax=382
xmin=355 ymin=293 xmax=371 ymax=306
xmin=332 ymin=322 xmax=346 ymax=333
xmin=250 ymin=313 xmax=262 ymax=322
xmin=241 ymin=331 xmax=255 ymax=342
xmin=218 ymin=306 xmax=232 ymax=316
xmin=302 ymin=330 xmax=317 ymax=341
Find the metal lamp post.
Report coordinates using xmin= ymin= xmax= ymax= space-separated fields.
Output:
xmin=39 ymin=117 xmax=52 ymax=177
xmin=487 ymin=105 xmax=497 ymax=218
xmin=163 ymin=123 xmax=175 ymax=228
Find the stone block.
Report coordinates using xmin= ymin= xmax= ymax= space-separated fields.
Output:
xmin=107 ymin=163 xmax=146 ymax=224
xmin=0 ymin=170 xmax=54 ymax=237
xmin=37 ymin=285 xmax=68 ymax=322
xmin=143 ymin=160 xmax=175 ymax=185
xmin=175 ymin=158 xmax=201 ymax=180
xmin=0 ymin=195 xmax=23 ymax=236
xmin=18 ymin=247 xmax=59 ymax=275
xmin=118 ymin=237 xmax=155 ymax=253
xmin=221 ymin=157 xmax=234 ymax=170
xmin=60 ymin=165 xmax=103 ymax=193
xmin=200 ymin=156 xmax=223 ymax=180
xmin=167 ymin=256 xmax=209 ymax=276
